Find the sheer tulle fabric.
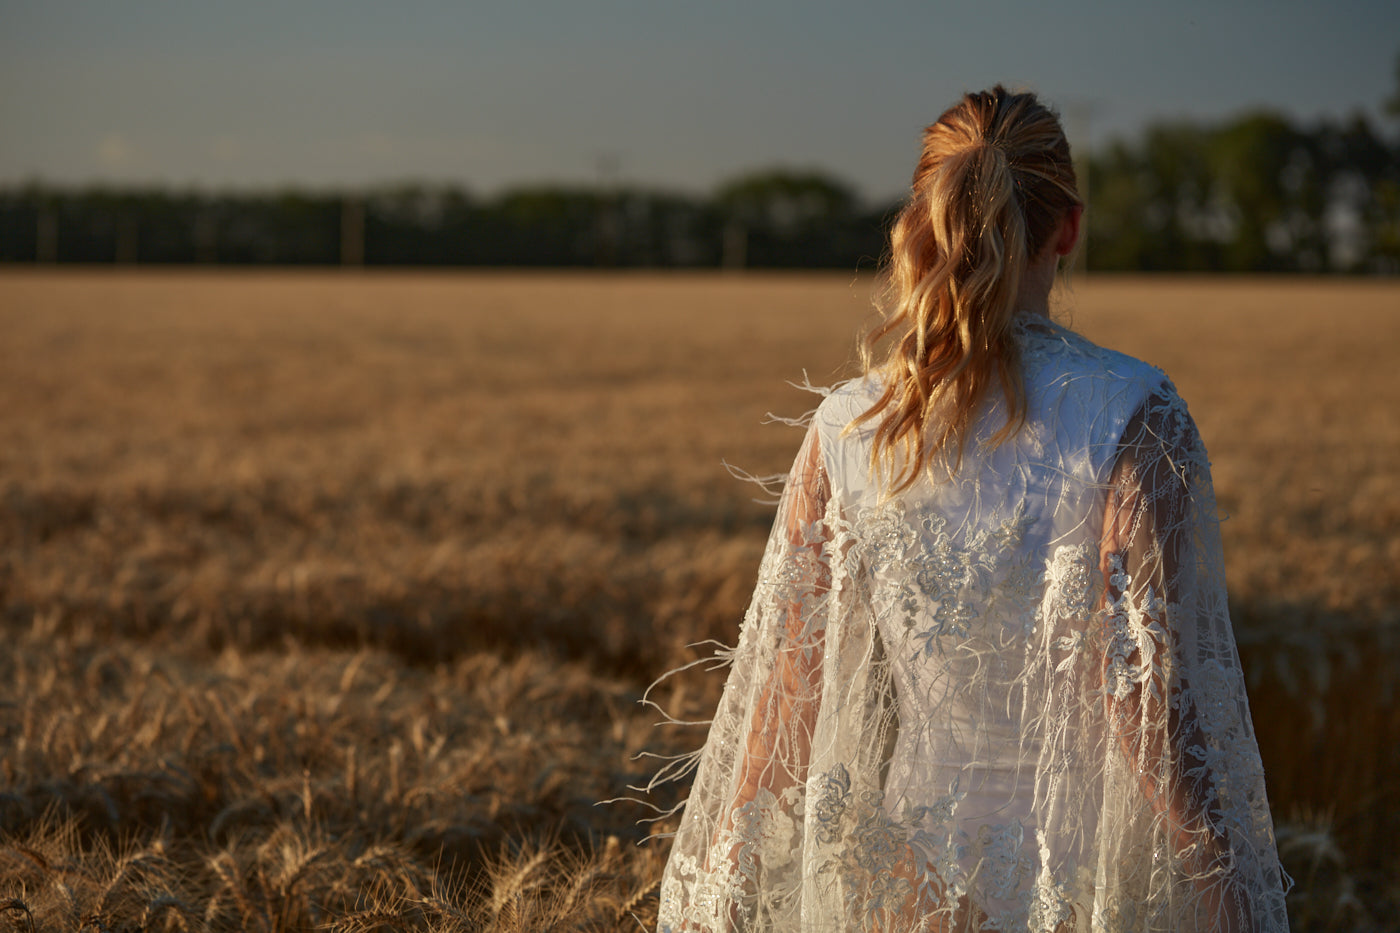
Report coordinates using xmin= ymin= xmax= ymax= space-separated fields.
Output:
xmin=654 ymin=319 xmax=1289 ymax=932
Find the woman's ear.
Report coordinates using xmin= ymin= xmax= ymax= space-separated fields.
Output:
xmin=1055 ymin=205 xmax=1084 ymax=257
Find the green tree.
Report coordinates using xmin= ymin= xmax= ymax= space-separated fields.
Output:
xmin=1207 ymin=112 xmax=1311 ymax=270
xmin=1087 ymin=123 xmax=1218 ymax=271
xmin=712 ymin=169 xmax=879 ymax=269
xmin=714 ymin=169 xmax=856 ymax=232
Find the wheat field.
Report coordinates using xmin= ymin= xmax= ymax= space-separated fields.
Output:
xmin=1 ymin=270 xmax=1397 ymax=931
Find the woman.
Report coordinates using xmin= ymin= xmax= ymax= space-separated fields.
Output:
xmin=654 ymin=87 xmax=1291 ymax=931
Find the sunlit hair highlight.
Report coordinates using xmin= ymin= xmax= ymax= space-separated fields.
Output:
xmin=852 ymin=85 xmax=1082 ymax=494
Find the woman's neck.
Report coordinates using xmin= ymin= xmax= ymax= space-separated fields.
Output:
xmin=1016 ymin=248 xmax=1059 ymax=317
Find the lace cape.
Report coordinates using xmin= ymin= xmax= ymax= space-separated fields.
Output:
xmin=652 ymin=319 xmax=1290 ymax=932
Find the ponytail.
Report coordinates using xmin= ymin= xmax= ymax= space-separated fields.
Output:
xmin=851 ymin=86 xmax=1080 ymax=494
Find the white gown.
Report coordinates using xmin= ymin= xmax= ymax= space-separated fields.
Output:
xmin=654 ymin=316 xmax=1290 ymax=931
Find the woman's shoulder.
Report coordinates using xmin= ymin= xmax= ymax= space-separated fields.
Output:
xmin=1019 ymin=315 xmax=1171 ymax=398
xmin=801 ymin=378 xmax=882 ymax=487
xmin=811 ymin=377 xmax=882 ymax=438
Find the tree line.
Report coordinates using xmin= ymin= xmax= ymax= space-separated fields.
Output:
xmin=2 ymin=107 xmax=1396 ymax=273
xmin=1086 ymin=110 xmax=1398 ymax=272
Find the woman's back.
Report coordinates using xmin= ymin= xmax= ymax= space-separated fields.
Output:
xmin=658 ymin=317 xmax=1288 ymax=931
xmin=652 ymin=85 xmax=1290 ymax=932
xmin=810 ymin=318 xmax=1175 ymax=925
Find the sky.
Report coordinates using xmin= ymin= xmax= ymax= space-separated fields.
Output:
xmin=2 ymin=0 xmax=1396 ymax=204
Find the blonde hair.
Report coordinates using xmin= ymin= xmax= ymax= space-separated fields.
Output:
xmin=853 ymin=85 xmax=1082 ymax=494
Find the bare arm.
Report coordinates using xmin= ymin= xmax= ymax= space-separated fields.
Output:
xmin=1098 ymin=393 xmax=1251 ymax=931
xmin=732 ymin=425 xmax=831 ymax=806
xmin=684 ymin=426 xmax=832 ymax=931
